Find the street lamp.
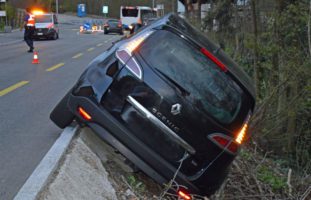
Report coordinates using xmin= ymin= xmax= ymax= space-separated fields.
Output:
xmin=56 ymin=0 xmax=58 ymax=15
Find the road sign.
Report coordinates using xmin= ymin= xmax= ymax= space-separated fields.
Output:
xmin=102 ymin=6 xmax=108 ymax=14
xmin=0 ymin=11 xmax=6 ymax=16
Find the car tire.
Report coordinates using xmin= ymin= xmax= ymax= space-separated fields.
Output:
xmin=50 ymin=91 xmax=75 ymax=128
xmin=52 ymin=32 xmax=57 ymax=40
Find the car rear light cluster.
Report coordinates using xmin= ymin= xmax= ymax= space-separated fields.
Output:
xmin=235 ymin=112 xmax=251 ymax=144
xmin=208 ymin=133 xmax=238 ymax=154
xmin=177 ymin=189 xmax=192 ymax=200
xmin=208 ymin=113 xmax=252 ymax=154
xmin=118 ymin=20 xmax=122 ymax=27
xmin=115 ymin=30 xmax=154 ymax=80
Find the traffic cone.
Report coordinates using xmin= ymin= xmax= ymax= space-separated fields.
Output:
xmin=32 ymin=51 xmax=40 ymax=64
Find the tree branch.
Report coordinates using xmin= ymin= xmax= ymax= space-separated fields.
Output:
xmin=308 ymin=0 xmax=311 ymax=57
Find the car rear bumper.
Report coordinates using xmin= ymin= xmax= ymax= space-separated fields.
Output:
xmin=104 ymin=27 xmax=123 ymax=33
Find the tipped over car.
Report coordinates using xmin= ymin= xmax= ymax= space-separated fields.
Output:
xmin=50 ymin=13 xmax=255 ymax=198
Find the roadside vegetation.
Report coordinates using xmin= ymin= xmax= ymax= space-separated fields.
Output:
xmin=184 ymin=0 xmax=311 ymax=199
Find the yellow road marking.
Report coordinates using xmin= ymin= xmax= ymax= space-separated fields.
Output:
xmin=0 ymin=81 xmax=29 ymax=97
xmin=46 ymin=63 xmax=65 ymax=72
xmin=72 ymin=53 xmax=83 ymax=59
xmin=87 ymin=47 xmax=95 ymax=52
xmin=96 ymin=43 xmax=103 ymax=47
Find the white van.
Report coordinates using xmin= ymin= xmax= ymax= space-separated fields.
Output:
xmin=120 ymin=6 xmax=155 ymax=27
xmin=34 ymin=13 xmax=59 ymax=40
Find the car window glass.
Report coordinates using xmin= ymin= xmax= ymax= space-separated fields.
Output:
xmin=138 ymin=30 xmax=243 ymax=124
xmin=122 ymin=8 xmax=138 ymax=17
xmin=108 ymin=20 xmax=119 ymax=26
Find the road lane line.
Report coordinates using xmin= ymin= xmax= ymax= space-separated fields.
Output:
xmin=87 ymin=47 xmax=95 ymax=52
xmin=0 ymin=81 xmax=29 ymax=97
xmin=72 ymin=53 xmax=83 ymax=59
xmin=46 ymin=63 xmax=65 ymax=72
xmin=96 ymin=43 xmax=103 ymax=47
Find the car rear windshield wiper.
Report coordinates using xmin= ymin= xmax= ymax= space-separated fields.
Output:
xmin=154 ymin=67 xmax=190 ymax=96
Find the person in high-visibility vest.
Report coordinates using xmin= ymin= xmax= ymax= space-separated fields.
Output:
xmin=21 ymin=7 xmax=35 ymax=52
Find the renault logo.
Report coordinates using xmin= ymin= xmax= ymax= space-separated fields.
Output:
xmin=171 ymin=103 xmax=182 ymax=115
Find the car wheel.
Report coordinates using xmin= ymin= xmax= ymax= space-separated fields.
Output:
xmin=50 ymin=91 xmax=75 ymax=128
xmin=52 ymin=32 xmax=57 ymax=40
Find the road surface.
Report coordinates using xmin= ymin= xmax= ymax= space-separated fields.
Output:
xmin=0 ymin=14 xmax=121 ymax=199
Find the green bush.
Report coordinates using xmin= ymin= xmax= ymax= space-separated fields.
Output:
xmin=257 ymin=166 xmax=287 ymax=191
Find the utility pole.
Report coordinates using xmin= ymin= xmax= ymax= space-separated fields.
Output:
xmin=56 ymin=0 xmax=58 ymax=15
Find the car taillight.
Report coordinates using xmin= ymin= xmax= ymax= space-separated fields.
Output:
xmin=235 ymin=112 xmax=251 ymax=144
xmin=78 ymin=107 xmax=92 ymax=121
xmin=208 ymin=133 xmax=238 ymax=154
xmin=115 ymin=30 xmax=154 ymax=79
xmin=177 ymin=189 xmax=192 ymax=200
xmin=200 ymin=47 xmax=228 ymax=72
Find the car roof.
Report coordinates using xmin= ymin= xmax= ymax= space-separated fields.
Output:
xmin=142 ymin=13 xmax=256 ymax=99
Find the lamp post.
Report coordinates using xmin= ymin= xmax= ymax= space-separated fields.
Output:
xmin=56 ymin=0 xmax=58 ymax=15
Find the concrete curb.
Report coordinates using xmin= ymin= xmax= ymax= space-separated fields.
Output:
xmin=14 ymin=125 xmax=79 ymax=200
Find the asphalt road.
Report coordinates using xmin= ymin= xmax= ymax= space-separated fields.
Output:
xmin=0 ymin=15 xmax=121 ymax=199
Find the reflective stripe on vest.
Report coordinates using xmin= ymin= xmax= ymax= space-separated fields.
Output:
xmin=27 ymin=15 xmax=35 ymax=27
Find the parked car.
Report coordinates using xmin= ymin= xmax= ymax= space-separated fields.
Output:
xmin=33 ymin=12 xmax=59 ymax=40
xmin=104 ymin=19 xmax=123 ymax=35
xmin=50 ymin=13 xmax=255 ymax=198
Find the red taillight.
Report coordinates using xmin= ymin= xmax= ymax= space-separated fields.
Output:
xmin=78 ymin=107 xmax=92 ymax=121
xmin=178 ymin=189 xmax=192 ymax=200
xmin=200 ymin=47 xmax=228 ymax=72
xmin=209 ymin=134 xmax=238 ymax=154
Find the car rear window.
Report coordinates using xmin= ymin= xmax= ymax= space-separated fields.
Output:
xmin=108 ymin=20 xmax=119 ymax=26
xmin=138 ymin=30 xmax=243 ymax=124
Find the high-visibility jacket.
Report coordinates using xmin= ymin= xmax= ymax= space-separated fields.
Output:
xmin=27 ymin=14 xmax=35 ymax=27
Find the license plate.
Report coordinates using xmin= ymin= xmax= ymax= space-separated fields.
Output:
xmin=37 ymin=33 xmax=43 ymax=36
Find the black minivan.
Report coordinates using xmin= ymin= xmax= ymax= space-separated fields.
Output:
xmin=50 ymin=14 xmax=255 ymax=198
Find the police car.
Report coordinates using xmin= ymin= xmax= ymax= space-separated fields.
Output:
xmin=33 ymin=12 xmax=59 ymax=40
